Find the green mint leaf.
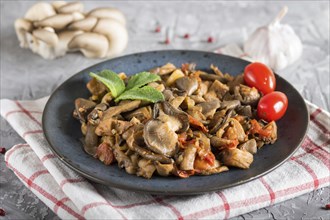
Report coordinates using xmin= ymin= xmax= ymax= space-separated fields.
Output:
xmin=126 ymin=71 xmax=161 ymax=90
xmin=89 ymin=70 xmax=125 ymax=98
xmin=115 ymin=86 xmax=164 ymax=103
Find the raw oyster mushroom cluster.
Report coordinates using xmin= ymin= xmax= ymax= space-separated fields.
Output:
xmin=14 ymin=1 xmax=128 ymax=59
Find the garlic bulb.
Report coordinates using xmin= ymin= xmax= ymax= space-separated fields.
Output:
xmin=243 ymin=6 xmax=303 ymax=71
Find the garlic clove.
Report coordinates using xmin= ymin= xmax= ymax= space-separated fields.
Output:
xmin=243 ymin=6 xmax=303 ymax=71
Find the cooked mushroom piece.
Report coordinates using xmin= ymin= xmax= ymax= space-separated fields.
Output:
xmin=238 ymin=139 xmax=257 ymax=154
xmin=150 ymin=63 xmax=176 ymax=75
xmin=166 ymin=69 xmax=185 ymax=86
xmin=249 ymin=120 xmax=277 ymax=144
xmin=87 ymin=78 xmax=108 ymax=101
xmin=128 ymin=140 xmax=173 ymax=164
xmin=209 ymin=109 xmax=233 ymax=135
xmin=73 ymin=98 xmax=96 ymax=123
xmin=199 ymin=72 xmax=227 ymax=83
xmin=113 ymin=146 xmax=137 ymax=174
xmin=197 ymin=159 xmax=229 ymax=175
xmin=95 ymin=118 xmax=134 ymax=136
xmin=124 ymin=106 xmax=152 ymax=122
xmin=181 ymin=63 xmax=196 ymax=74
xmin=169 ymin=96 xmax=186 ymax=109
xmin=228 ymin=118 xmax=246 ymax=142
xmin=220 ymin=100 xmax=241 ymax=110
xmin=137 ymin=159 xmax=156 ymax=179
xmin=102 ymin=100 xmax=141 ymax=120
xmin=155 ymin=161 xmax=174 ymax=176
xmin=180 ymin=144 xmax=197 ymax=171
xmin=236 ymin=105 xmax=253 ymax=117
xmin=210 ymin=136 xmax=239 ymax=149
xmin=227 ymin=74 xmax=244 ymax=91
xmin=175 ymin=76 xmax=199 ymax=96
xmin=196 ymin=100 xmax=220 ymax=119
xmin=87 ymin=103 xmax=107 ymax=125
xmin=221 ymin=148 xmax=254 ymax=169
xmin=143 ymin=119 xmax=178 ymax=157
xmin=84 ymin=123 xmax=99 ymax=155
xmin=162 ymin=101 xmax=189 ymax=133
xmin=208 ymin=80 xmax=229 ymax=99
xmin=234 ymin=84 xmax=260 ymax=105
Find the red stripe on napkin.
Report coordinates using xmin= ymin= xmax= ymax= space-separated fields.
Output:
xmin=41 ymin=154 xmax=57 ymax=163
xmin=310 ymin=109 xmax=330 ymax=134
xmin=153 ymin=196 xmax=183 ymax=220
xmin=81 ymin=201 xmax=127 ymax=219
xmin=22 ymin=129 xmax=43 ymax=138
xmin=7 ymin=163 xmax=84 ymax=219
xmin=59 ymin=178 xmax=86 ymax=189
xmin=4 ymin=144 xmax=29 ymax=165
xmin=14 ymin=101 xmax=42 ymax=127
xmin=54 ymin=197 xmax=71 ymax=214
xmin=293 ymin=159 xmax=319 ymax=189
xmin=217 ymin=192 xmax=230 ymax=219
xmin=259 ymin=177 xmax=276 ymax=205
xmin=5 ymin=110 xmax=42 ymax=118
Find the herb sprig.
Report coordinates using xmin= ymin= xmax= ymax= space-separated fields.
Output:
xmin=89 ymin=70 xmax=164 ymax=103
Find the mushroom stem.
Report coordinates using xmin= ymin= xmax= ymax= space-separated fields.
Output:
xmin=14 ymin=18 xmax=33 ymax=48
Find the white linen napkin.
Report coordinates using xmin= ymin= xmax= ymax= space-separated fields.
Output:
xmin=1 ymin=94 xmax=329 ymax=219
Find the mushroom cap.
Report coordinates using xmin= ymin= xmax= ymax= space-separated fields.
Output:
xmin=55 ymin=30 xmax=83 ymax=56
xmin=143 ymin=119 xmax=178 ymax=157
xmin=87 ymin=7 xmax=126 ymax=25
xmin=34 ymin=14 xmax=74 ymax=30
xmin=68 ymin=17 xmax=98 ymax=31
xmin=228 ymin=118 xmax=246 ymax=142
xmin=14 ymin=18 xmax=33 ymax=48
xmin=68 ymin=32 xmax=109 ymax=58
xmin=57 ymin=2 xmax=84 ymax=14
xmin=32 ymin=27 xmax=59 ymax=46
xmin=162 ymin=101 xmax=189 ymax=133
xmin=175 ymin=77 xmax=199 ymax=96
xmin=51 ymin=1 xmax=67 ymax=11
xmin=26 ymin=32 xmax=57 ymax=59
xmin=24 ymin=2 xmax=56 ymax=21
xmin=92 ymin=18 xmax=128 ymax=57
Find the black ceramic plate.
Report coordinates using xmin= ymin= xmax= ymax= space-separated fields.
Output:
xmin=43 ymin=50 xmax=309 ymax=195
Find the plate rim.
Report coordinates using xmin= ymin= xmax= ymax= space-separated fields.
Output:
xmin=42 ymin=49 xmax=309 ymax=195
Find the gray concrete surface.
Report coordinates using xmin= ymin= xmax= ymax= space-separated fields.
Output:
xmin=1 ymin=1 xmax=329 ymax=219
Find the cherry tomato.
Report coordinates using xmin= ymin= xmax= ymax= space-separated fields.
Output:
xmin=257 ymin=91 xmax=288 ymax=122
xmin=244 ymin=62 xmax=276 ymax=95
